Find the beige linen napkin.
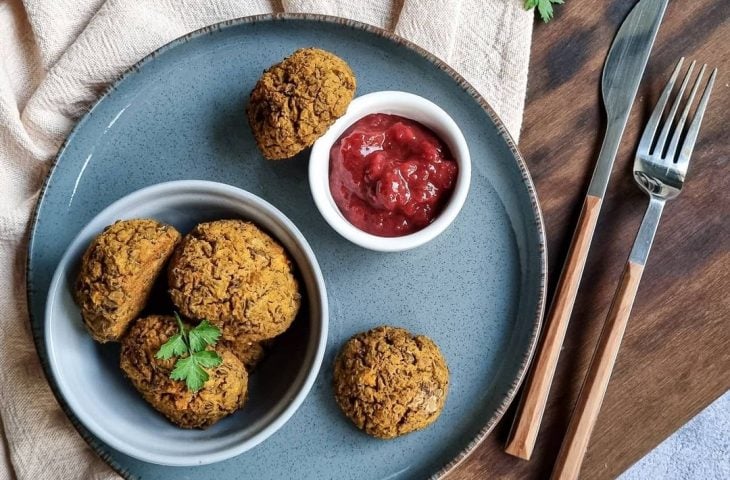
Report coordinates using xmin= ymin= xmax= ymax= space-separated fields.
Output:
xmin=0 ymin=0 xmax=533 ymax=478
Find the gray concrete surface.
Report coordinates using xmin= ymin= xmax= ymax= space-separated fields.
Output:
xmin=619 ymin=391 xmax=729 ymax=480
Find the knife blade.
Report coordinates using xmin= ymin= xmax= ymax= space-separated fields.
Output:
xmin=589 ymin=0 xmax=669 ymax=199
xmin=505 ymin=0 xmax=668 ymax=461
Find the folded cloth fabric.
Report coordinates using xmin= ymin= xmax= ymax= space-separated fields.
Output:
xmin=0 ymin=0 xmax=533 ymax=478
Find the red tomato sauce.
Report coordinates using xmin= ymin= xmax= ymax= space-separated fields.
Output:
xmin=329 ymin=113 xmax=458 ymax=237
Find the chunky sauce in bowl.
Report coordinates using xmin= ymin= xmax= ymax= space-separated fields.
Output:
xmin=329 ymin=114 xmax=458 ymax=237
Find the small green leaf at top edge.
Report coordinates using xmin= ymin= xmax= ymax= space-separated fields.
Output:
xmin=525 ymin=0 xmax=564 ymax=23
xmin=537 ymin=1 xmax=554 ymax=22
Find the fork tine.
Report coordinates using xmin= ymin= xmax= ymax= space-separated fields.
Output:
xmin=665 ymin=64 xmax=706 ymax=163
xmin=677 ymin=67 xmax=717 ymax=169
xmin=638 ymin=58 xmax=684 ymax=156
xmin=655 ymin=60 xmax=696 ymax=159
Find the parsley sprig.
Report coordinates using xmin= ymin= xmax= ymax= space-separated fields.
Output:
xmin=156 ymin=312 xmax=222 ymax=392
xmin=525 ymin=0 xmax=564 ymax=23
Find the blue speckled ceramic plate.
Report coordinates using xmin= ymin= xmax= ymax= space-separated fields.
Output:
xmin=27 ymin=14 xmax=546 ymax=480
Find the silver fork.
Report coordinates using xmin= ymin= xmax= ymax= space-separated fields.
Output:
xmin=551 ymin=58 xmax=717 ymax=480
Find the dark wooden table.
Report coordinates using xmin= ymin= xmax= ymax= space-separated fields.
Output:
xmin=450 ymin=1 xmax=729 ymax=478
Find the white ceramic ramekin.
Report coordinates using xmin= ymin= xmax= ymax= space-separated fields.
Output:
xmin=309 ymin=91 xmax=471 ymax=252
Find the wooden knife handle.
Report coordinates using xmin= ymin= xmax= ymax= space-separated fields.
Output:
xmin=551 ymin=260 xmax=644 ymax=480
xmin=505 ymin=194 xmax=602 ymax=460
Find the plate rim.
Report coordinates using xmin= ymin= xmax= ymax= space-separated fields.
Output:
xmin=25 ymin=12 xmax=547 ymax=480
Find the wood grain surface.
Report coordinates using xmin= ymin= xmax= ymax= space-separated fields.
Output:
xmin=449 ymin=0 xmax=730 ymax=478
xmin=552 ymin=261 xmax=645 ymax=480
xmin=506 ymin=195 xmax=602 ymax=460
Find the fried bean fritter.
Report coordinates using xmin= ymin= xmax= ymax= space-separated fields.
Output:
xmin=218 ymin=335 xmax=268 ymax=371
xmin=333 ymin=326 xmax=449 ymax=439
xmin=247 ymin=48 xmax=356 ymax=159
xmin=120 ymin=315 xmax=248 ymax=429
xmin=74 ymin=219 xmax=181 ymax=343
xmin=167 ymin=220 xmax=301 ymax=342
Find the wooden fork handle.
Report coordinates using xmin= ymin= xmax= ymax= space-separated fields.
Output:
xmin=505 ymin=194 xmax=602 ymax=460
xmin=551 ymin=260 xmax=645 ymax=480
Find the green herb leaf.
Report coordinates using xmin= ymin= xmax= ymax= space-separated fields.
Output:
xmin=524 ymin=0 xmax=564 ymax=23
xmin=155 ymin=333 xmax=187 ymax=360
xmin=174 ymin=312 xmax=188 ymax=337
xmin=155 ymin=313 xmax=223 ymax=392
xmin=188 ymin=320 xmax=221 ymax=353
xmin=192 ymin=350 xmax=223 ymax=369
xmin=170 ymin=355 xmax=209 ymax=392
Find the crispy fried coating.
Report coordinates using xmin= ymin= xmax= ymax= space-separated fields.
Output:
xmin=120 ymin=315 xmax=248 ymax=429
xmin=74 ymin=219 xmax=181 ymax=343
xmin=168 ymin=220 xmax=301 ymax=342
xmin=333 ymin=326 xmax=449 ymax=439
xmin=247 ymin=48 xmax=356 ymax=159
xmin=218 ymin=335 xmax=268 ymax=371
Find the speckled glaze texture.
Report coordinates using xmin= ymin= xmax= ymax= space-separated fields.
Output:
xmin=27 ymin=14 xmax=546 ymax=480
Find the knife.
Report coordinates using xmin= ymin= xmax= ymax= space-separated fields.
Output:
xmin=504 ymin=0 xmax=669 ymax=461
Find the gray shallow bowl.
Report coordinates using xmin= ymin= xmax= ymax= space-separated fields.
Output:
xmin=44 ymin=180 xmax=328 ymax=466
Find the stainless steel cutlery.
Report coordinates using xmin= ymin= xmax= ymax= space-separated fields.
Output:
xmin=551 ymin=58 xmax=717 ymax=480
